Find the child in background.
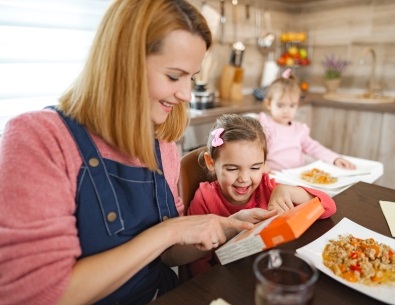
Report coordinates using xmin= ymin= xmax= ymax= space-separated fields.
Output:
xmin=187 ymin=114 xmax=336 ymax=276
xmin=259 ymin=68 xmax=355 ymax=173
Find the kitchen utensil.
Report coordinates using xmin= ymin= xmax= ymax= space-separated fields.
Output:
xmin=256 ymin=10 xmax=275 ymax=55
xmin=230 ymin=41 xmax=245 ymax=67
xmin=232 ymin=0 xmax=238 ymax=43
xmin=219 ymin=0 xmax=226 ymax=44
xmin=230 ymin=67 xmax=244 ymax=102
xmin=190 ymin=83 xmax=216 ymax=110
xmin=219 ymin=64 xmax=236 ymax=101
xmin=245 ymin=1 xmax=251 ymax=20
xmin=231 ymin=0 xmax=245 ymax=61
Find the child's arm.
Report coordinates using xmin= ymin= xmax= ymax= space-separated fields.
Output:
xmin=267 ymin=184 xmax=336 ymax=219
xmin=267 ymin=184 xmax=314 ymax=213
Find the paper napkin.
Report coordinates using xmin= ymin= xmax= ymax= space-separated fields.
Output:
xmin=209 ymin=298 xmax=231 ymax=305
xmin=379 ymin=200 xmax=395 ymax=237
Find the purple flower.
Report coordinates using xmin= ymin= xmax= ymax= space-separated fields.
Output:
xmin=322 ymin=54 xmax=351 ymax=79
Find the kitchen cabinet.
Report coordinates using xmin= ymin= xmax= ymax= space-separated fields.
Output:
xmin=310 ymin=106 xmax=382 ymax=160
xmin=295 ymin=104 xmax=312 ymax=126
xmin=309 ymin=105 xmax=392 ymax=189
xmin=180 ymin=121 xmax=213 ymax=154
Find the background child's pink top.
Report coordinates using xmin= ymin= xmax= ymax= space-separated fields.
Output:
xmin=187 ymin=174 xmax=336 ymax=276
xmin=0 ymin=109 xmax=183 ymax=305
xmin=259 ymin=112 xmax=339 ymax=170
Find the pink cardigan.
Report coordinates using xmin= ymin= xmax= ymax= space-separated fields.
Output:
xmin=0 ymin=109 xmax=183 ymax=305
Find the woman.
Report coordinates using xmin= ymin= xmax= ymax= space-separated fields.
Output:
xmin=0 ymin=1 xmax=274 ymax=305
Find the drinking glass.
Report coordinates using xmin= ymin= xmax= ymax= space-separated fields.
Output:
xmin=253 ymin=249 xmax=318 ymax=305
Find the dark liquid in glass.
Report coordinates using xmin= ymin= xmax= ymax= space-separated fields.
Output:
xmin=255 ymin=267 xmax=314 ymax=305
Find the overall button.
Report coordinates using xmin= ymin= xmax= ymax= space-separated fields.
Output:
xmin=162 ymin=216 xmax=169 ymax=221
xmin=89 ymin=158 xmax=99 ymax=167
xmin=156 ymin=168 xmax=163 ymax=175
xmin=107 ymin=212 xmax=117 ymax=222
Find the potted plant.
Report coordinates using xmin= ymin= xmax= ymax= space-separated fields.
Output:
xmin=322 ymin=53 xmax=350 ymax=93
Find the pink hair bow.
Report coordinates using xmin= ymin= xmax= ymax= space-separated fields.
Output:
xmin=211 ymin=128 xmax=224 ymax=147
xmin=281 ymin=68 xmax=292 ymax=79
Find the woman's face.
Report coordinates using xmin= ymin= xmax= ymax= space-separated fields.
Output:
xmin=146 ymin=30 xmax=207 ymax=125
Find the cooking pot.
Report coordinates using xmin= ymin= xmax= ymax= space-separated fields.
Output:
xmin=190 ymin=84 xmax=216 ymax=110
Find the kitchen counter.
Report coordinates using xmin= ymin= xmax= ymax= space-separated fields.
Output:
xmin=302 ymin=92 xmax=395 ymax=113
xmin=188 ymin=92 xmax=395 ymax=126
xmin=189 ymin=95 xmax=263 ymax=126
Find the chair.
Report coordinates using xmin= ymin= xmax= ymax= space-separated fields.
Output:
xmin=177 ymin=146 xmax=215 ymax=283
xmin=178 ymin=146 xmax=215 ymax=213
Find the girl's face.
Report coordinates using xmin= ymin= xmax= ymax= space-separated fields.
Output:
xmin=146 ymin=30 xmax=206 ymax=125
xmin=205 ymin=139 xmax=266 ymax=206
xmin=266 ymin=91 xmax=299 ymax=125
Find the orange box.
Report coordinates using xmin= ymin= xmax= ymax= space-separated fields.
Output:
xmin=215 ymin=197 xmax=324 ymax=265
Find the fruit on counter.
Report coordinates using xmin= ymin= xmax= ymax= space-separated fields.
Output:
xmin=277 ymin=48 xmax=310 ymax=67
xmin=300 ymin=81 xmax=309 ymax=92
xmin=280 ymin=31 xmax=307 ymax=43
xmin=285 ymin=57 xmax=294 ymax=67
xmin=288 ymin=46 xmax=298 ymax=55
xmin=277 ymin=56 xmax=286 ymax=66
xmin=280 ymin=32 xmax=289 ymax=42
xmin=299 ymin=48 xmax=308 ymax=59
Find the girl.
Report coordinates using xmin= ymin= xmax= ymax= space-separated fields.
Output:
xmin=187 ymin=114 xmax=336 ymax=276
xmin=259 ymin=69 xmax=355 ymax=172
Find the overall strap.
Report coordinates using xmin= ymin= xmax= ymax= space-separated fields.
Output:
xmin=47 ymin=106 xmax=124 ymax=235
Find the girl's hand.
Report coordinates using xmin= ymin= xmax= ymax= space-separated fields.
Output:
xmin=162 ymin=214 xmax=254 ymax=251
xmin=267 ymin=185 xmax=297 ymax=213
xmin=334 ymin=158 xmax=356 ymax=169
xmin=230 ymin=208 xmax=277 ymax=224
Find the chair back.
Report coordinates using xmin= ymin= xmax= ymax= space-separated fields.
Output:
xmin=179 ymin=146 xmax=215 ymax=213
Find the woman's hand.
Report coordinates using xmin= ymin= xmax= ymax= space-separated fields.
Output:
xmin=161 ymin=214 xmax=254 ymax=251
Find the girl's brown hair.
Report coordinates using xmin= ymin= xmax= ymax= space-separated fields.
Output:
xmin=206 ymin=114 xmax=268 ymax=161
xmin=58 ymin=0 xmax=212 ymax=170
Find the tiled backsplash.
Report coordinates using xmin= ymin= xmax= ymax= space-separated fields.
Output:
xmin=190 ymin=0 xmax=395 ymax=96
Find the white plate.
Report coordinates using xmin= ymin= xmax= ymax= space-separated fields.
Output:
xmin=296 ymin=218 xmax=395 ymax=305
xmin=281 ymin=161 xmax=365 ymax=189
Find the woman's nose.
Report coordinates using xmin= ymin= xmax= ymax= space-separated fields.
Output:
xmin=175 ymin=80 xmax=192 ymax=102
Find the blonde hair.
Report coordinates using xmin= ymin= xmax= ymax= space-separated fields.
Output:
xmin=264 ymin=75 xmax=301 ymax=106
xmin=58 ymin=0 xmax=211 ymax=170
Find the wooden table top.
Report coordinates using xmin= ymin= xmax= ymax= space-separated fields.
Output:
xmin=152 ymin=182 xmax=395 ymax=305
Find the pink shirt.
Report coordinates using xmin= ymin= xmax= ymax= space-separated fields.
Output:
xmin=0 ymin=109 xmax=183 ymax=305
xmin=187 ymin=174 xmax=336 ymax=276
xmin=259 ymin=112 xmax=339 ymax=171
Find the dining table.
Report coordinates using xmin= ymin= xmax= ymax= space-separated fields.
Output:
xmin=151 ymin=181 xmax=395 ymax=305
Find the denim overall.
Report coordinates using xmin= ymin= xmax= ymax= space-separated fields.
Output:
xmin=53 ymin=108 xmax=179 ymax=305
